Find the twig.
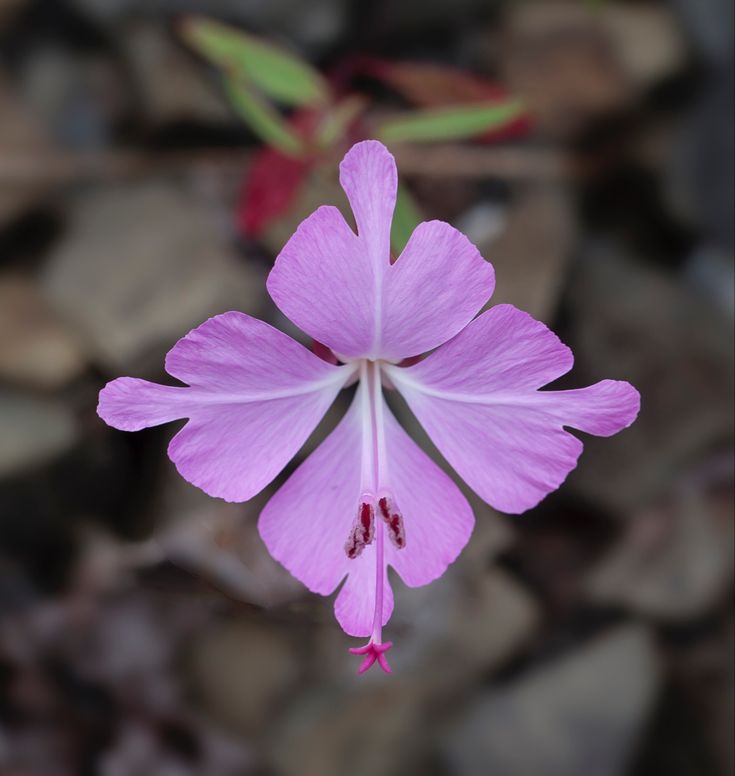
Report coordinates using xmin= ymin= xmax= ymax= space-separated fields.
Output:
xmin=0 ymin=149 xmax=256 ymax=187
xmin=394 ymin=143 xmax=571 ymax=180
xmin=0 ymin=144 xmax=571 ymax=188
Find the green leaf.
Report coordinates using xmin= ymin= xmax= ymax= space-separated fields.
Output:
xmin=391 ymin=183 xmax=423 ymax=255
xmin=224 ymin=78 xmax=305 ymax=157
xmin=181 ymin=16 xmax=329 ymax=107
xmin=377 ymin=99 xmax=526 ymax=144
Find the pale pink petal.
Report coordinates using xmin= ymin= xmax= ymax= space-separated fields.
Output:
xmin=258 ymin=396 xmax=360 ymax=598
xmin=383 ymin=401 xmax=475 ymax=587
xmin=97 ymin=378 xmax=190 ymax=431
xmin=533 ymin=380 xmax=642 ymax=437
xmin=268 ymin=141 xmax=495 ymax=361
xmin=166 ymin=390 xmax=342 ymax=504
xmin=380 ymin=220 xmax=495 ymax=361
xmin=388 ymin=304 xmax=640 ymax=514
xmin=259 ymin=392 xmax=392 ymax=636
xmin=98 ymin=312 xmax=350 ymax=502
xmin=258 ymin=385 xmax=474 ymax=636
xmin=266 ymin=141 xmax=393 ymax=360
xmin=404 ymin=303 xmax=574 ymax=393
xmin=334 ymin=557 xmax=394 ymax=638
xmin=339 ymin=139 xmax=396 ymax=269
xmin=266 ymin=205 xmax=375 ymax=358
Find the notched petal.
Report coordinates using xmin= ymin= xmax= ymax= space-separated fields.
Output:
xmin=98 ymin=312 xmax=350 ymax=503
xmin=389 ymin=305 xmax=639 ymax=514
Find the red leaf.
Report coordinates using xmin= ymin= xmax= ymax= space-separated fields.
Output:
xmin=237 ymin=108 xmax=319 ymax=238
xmin=238 ymin=147 xmax=311 ymax=238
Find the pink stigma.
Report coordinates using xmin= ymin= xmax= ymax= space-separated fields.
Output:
xmin=349 ymin=640 xmax=393 ymax=674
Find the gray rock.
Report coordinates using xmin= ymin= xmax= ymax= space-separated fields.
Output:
xmin=17 ymin=45 xmax=127 ymax=151
xmin=156 ymin=473 xmax=304 ymax=608
xmin=122 ymin=22 xmax=230 ymax=125
xmin=443 ymin=625 xmax=661 ymax=776
xmin=0 ymin=75 xmax=52 ymax=227
xmin=565 ymin=243 xmax=734 ymax=513
xmin=670 ymin=60 xmax=734 ymax=259
xmin=0 ymin=275 xmax=86 ymax=390
xmin=269 ymin=676 xmax=428 ymax=776
xmin=73 ymin=0 xmax=347 ymax=55
xmin=185 ymin=619 xmax=300 ymax=736
xmin=671 ymin=0 xmax=734 ymax=66
xmin=587 ymin=452 xmax=734 ymax=620
xmin=40 ymin=180 xmax=266 ymax=372
xmin=475 ymin=183 xmax=576 ymax=323
xmin=500 ymin=3 xmax=685 ymax=139
xmin=0 ymin=391 xmax=78 ymax=477
xmin=500 ymin=3 xmax=631 ymax=139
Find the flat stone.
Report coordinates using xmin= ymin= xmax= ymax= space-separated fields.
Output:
xmin=501 ymin=3 xmax=631 ymax=139
xmin=599 ymin=4 xmax=686 ymax=89
xmin=0 ymin=391 xmax=78 ymax=477
xmin=472 ymin=183 xmax=576 ymax=322
xmin=74 ymin=0 xmax=347 ymax=53
xmin=270 ymin=677 xmax=428 ymax=776
xmin=565 ymin=244 xmax=734 ymax=513
xmin=0 ymin=0 xmax=29 ymax=27
xmin=0 ymin=274 xmax=86 ymax=389
xmin=443 ymin=625 xmax=661 ymax=776
xmin=0 ymin=75 xmax=51 ymax=228
xmin=156 ymin=472 xmax=304 ymax=608
xmin=587 ymin=451 xmax=734 ymax=620
xmin=506 ymin=1 xmax=687 ymax=109
xmin=186 ymin=620 xmax=300 ymax=736
xmin=122 ymin=21 xmax=230 ymax=125
xmin=385 ymin=566 xmax=540 ymax=686
xmin=40 ymin=180 xmax=267 ymax=372
xmin=501 ymin=3 xmax=684 ymax=139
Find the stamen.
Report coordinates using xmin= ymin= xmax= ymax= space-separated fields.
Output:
xmin=344 ymin=495 xmax=376 ymax=559
xmin=347 ymin=363 xmax=403 ymax=675
xmin=378 ymin=494 xmax=406 ymax=550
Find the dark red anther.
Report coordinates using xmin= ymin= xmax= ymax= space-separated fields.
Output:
xmin=345 ymin=498 xmax=376 ymax=559
xmin=378 ymin=496 xmax=406 ymax=550
xmin=359 ymin=502 xmax=373 ymax=542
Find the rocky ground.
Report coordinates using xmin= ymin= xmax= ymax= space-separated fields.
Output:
xmin=0 ymin=1 xmax=732 ymax=775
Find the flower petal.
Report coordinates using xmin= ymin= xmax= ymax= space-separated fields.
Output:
xmin=380 ymin=220 xmax=495 ymax=360
xmin=258 ymin=391 xmax=392 ymax=636
xmin=339 ymin=139 xmax=397 ymax=270
xmin=268 ymin=140 xmax=495 ymax=360
xmin=97 ymin=377 xmax=190 ymax=431
xmin=383 ymin=400 xmax=475 ymax=587
xmin=335 ymin=558 xmax=394 ymax=638
xmin=387 ymin=304 xmax=640 ymax=514
xmin=267 ymin=140 xmax=394 ymax=359
xmin=258 ymin=382 xmax=474 ymax=636
xmin=258 ymin=395 xmax=360 ymax=598
xmin=266 ymin=205 xmax=376 ymax=358
xmin=98 ymin=312 xmax=351 ymax=502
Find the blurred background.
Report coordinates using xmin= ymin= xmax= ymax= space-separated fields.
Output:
xmin=0 ymin=0 xmax=733 ymax=774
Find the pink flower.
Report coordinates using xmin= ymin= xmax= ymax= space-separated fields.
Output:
xmin=98 ymin=141 xmax=639 ymax=675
